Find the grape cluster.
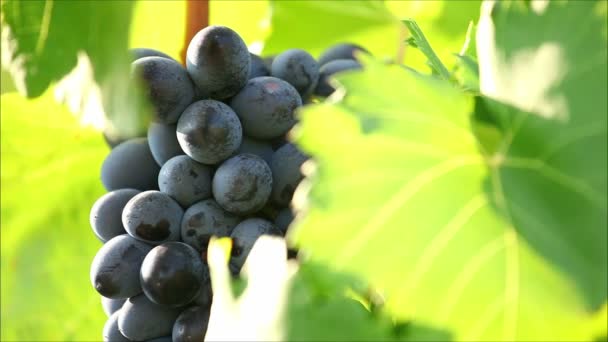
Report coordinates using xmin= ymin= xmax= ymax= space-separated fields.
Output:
xmin=91 ymin=25 xmax=366 ymax=342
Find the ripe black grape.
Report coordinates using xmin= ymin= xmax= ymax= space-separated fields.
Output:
xmin=181 ymin=199 xmax=240 ymax=252
xmin=88 ymin=30 xmax=361 ymax=342
xmin=148 ymin=122 xmax=184 ymax=167
xmin=146 ymin=337 xmax=172 ymax=342
xmin=101 ymin=138 xmax=161 ymax=191
xmin=101 ymin=297 xmax=126 ymax=317
xmin=132 ymin=56 xmax=196 ymax=124
xmin=229 ymin=218 xmax=282 ymax=274
xmin=140 ymin=242 xmax=208 ymax=307
xmin=90 ymin=235 xmax=152 ymax=299
xmin=186 ymin=25 xmax=250 ymax=99
xmin=122 ymin=191 xmax=183 ymax=245
xmin=158 ymin=155 xmax=213 ymax=207
xmin=103 ymin=311 xmax=131 ymax=342
xmin=274 ymin=207 xmax=295 ymax=234
xmin=271 ymin=49 xmax=319 ymax=98
xmin=212 ymin=154 xmax=273 ymax=215
xmin=270 ymin=143 xmax=309 ymax=206
xmin=176 ymin=100 xmax=242 ymax=165
xmin=235 ymin=136 xmax=274 ymax=165
xmin=315 ymin=59 xmax=362 ymax=97
xmin=118 ymin=294 xmax=181 ymax=341
xmin=317 ymin=42 xmax=369 ymax=66
xmin=90 ymin=189 xmax=140 ymax=242
xmin=172 ymin=306 xmax=211 ymax=342
xmin=248 ymin=53 xmax=270 ymax=79
xmin=229 ymin=77 xmax=301 ymax=139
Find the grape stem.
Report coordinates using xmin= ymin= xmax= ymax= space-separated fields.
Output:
xmin=181 ymin=0 xmax=209 ymax=65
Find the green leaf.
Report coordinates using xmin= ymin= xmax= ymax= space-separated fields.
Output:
xmin=292 ymin=58 xmax=606 ymax=340
xmin=0 ymin=92 xmax=108 ymax=341
xmin=263 ymin=1 xmax=402 ymax=61
xmin=387 ymin=0 xmax=482 ymax=71
xmin=452 ymin=21 xmax=480 ymax=92
xmin=1 ymin=0 xmax=148 ymax=137
xmin=402 ymin=19 xmax=450 ymax=80
xmin=477 ymin=0 xmax=608 ymax=120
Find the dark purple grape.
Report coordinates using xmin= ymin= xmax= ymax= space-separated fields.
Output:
xmin=229 ymin=77 xmax=301 ymax=139
xmin=103 ymin=311 xmax=131 ymax=342
xmin=270 ymin=143 xmax=309 ymax=206
xmin=317 ymin=42 xmax=369 ymax=66
xmin=176 ymin=100 xmax=242 ymax=165
xmin=315 ymin=59 xmax=362 ymax=97
xmin=235 ymin=136 xmax=274 ymax=165
xmin=101 ymin=138 xmax=160 ymax=191
xmin=248 ymin=53 xmax=270 ymax=79
xmin=148 ymin=122 xmax=184 ymax=167
xmin=212 ymin=154 xmax=273 ymax=215
xmin=158 ymin=155 xmax=213 ymax=207
xmin=271 ymin=49 xmax=319 ymax=97
xmin=181 ymin=199 xmax=240 ymax=252
xmin=229 ymin=218 xmax=281 ymax=273
xmin=90 ymin=235 xmax=152 ymax=299
xmin=140 ymin=242 xmax=208 ymax=307
xmin=118 ymin=294 xmax=181 ymax=341
xmin=274 ymin=207 xmax=295 ymax=234
xmin=122 ymin=191 xmax=183 ymax=245
xmin=90 ymin=189 xmax=140 ymax=242
xmin=132 ymin=56 xmax=195 ymax=124
xmin=186 ymin=25 xmax=250 ymax=99
xmin=101 ymin=297 xmax=126 ymax=317
xmin=172 ymin=306 xmax=210 ymax=342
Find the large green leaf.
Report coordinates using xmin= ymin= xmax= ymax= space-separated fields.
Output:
xmin=263 ymin=1 xmax=402 ymax=61
xmin=474 ymin=0 xmax=608 ymax=310
xmin=1 ymin=0 xmax=147 ymax=137
xmin=0 ymin=93 xmax=108 ymax=341
xmin=292 ymin=56 xmax=606 ymax=340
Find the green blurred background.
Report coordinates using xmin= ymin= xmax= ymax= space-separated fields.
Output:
xmin=0 ymin=1 xmax=479 ymax=340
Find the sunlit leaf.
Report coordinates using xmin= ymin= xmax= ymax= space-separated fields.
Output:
xmin=0 ymin=92 xmax=108 ymax=341
xmin=292 ymin=57 xmax=606 ymax=340
xmin=1 ymin=0 xmax=149 ymax=137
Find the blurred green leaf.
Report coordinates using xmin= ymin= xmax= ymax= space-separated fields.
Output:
xmin=1 ymin=68 xmax=16 ymax=94
xmin=0 ymin=92 xmax=109 ymax=341
xmin=1 ymin=0 xmax=150 ymax=138
xmin=292 ymin=58 xmax=606 ymax=340
xmin=477 ymin=0 xmax=607 ymax=120
xmin=263 ymin=1 xmax=402 ymax=61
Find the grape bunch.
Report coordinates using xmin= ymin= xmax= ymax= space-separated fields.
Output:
xmin=90 ymin=25 xmax=367 ymax=342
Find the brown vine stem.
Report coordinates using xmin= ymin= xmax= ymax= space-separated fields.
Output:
xmin=180 ymin=0 xmax=209 ymax=65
